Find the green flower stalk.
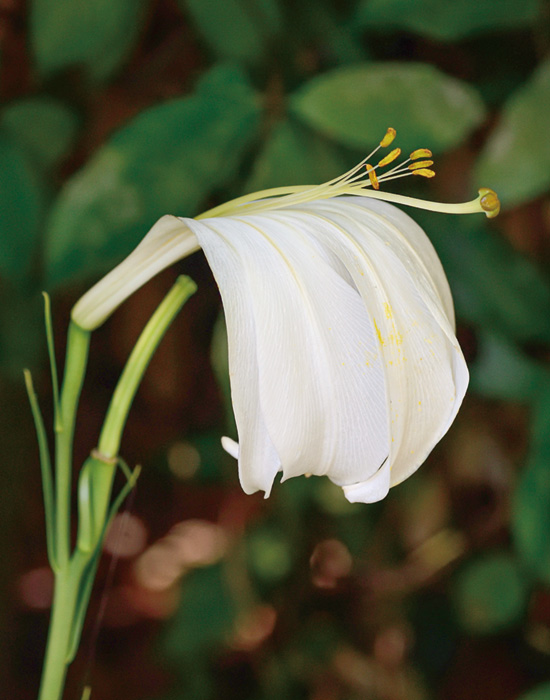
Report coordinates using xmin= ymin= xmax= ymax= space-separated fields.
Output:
xmin=31 ymin=276 xmax=196 ymax=700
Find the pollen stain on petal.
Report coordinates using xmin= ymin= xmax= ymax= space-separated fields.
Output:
xmin=384 ymin=303 xmax=393 ymax=319
xmin=373 ymin=318 xmax=385 ymax=346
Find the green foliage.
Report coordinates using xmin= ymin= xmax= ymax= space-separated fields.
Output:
xmin=5 ymin=2 xmax=550 ymax=699
xmin=418 ymin=213 xmax=550 ymax=344
xmin=0 ymin=97 xmax=79 ymax=171
xmin=452 ymin=551 xmax=529 ymax=634
xmin=245 ymin=119 xmax=349 ymax=191
xmin=517 ymin=683 xmax=550 ymax=700
xmin=470 ymin=330 xmax=550 ymax=403
xmin=30 ymin=0 xmax=149 ymax=81
xmin=513 ymin=385 xmax=550 ymax=585
xmin=163 ymin=564 xmax=235 ymax=659
xmin=476 ymin=58 xmax=550 ymax=207
xmin=246 ymin=525 xmax=293 ymax=583
xmin=0 ymin=134 xmax=46 ymax=283
xmin=290 ymin=62 xmax=486 ymax=154
xmin=179 ymin=0 xmax=282 ymax=67
xmin=354 ymin=0 xmax=540 ymax=41
xmin=44 ymin=64 xmax=261 ymax=287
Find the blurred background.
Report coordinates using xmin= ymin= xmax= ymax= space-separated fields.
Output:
xmin=1 ymin=0 xmax=550 ymax=698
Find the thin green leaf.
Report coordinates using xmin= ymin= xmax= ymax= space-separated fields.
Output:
xmin=42 ymin=293 xmax=61 ymax=431
xmin=24 ymin=370 xmax=57 ymax=571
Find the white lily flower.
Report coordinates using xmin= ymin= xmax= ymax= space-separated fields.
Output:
xmin=73 ymin=129 xmax=499 ymax=503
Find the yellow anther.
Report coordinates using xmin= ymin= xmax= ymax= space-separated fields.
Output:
xmin=408 ymin=160 xmax=434 ymax=170
xmin=366 ymin=164 xmax=380 ymax=190
xmin=378 ymin=148 xmax=401 ymax=168
xmin=411 ymin=168 xmax=436 ymax=178
xmin=380 ymin=128 xmax=397 ymax=148
xmin=478 ymin=188 xmax=500 ymax=218
xmin=410 ymin=148 xmax=432 ymax=160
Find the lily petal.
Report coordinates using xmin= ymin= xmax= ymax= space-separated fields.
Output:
xmin=187 ymin=210 xmax=393 ymax=502
xmin=185 ymin=217 xmax=281 ymax=496
xmin=292 ymin=197 xmax=468 ymax=487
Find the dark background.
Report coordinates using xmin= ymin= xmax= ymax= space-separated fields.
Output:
xmin=1 ymin=0 xmax=550 ymax=699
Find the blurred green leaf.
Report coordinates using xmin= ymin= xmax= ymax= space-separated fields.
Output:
xmin=247 ymin=525 xmax=293 ymax=583
xmin=452 ymin=551 xmax=529 ymax=634
xmin=517 ymin=683 xmax=550 ymax=700
xmin=0 ymin=134 xmax=46 ymax=283
xmin=290 ymin=62 xmax=486 ymax=155
xmin=0 ymin=291 xmax=44 ymax=375
xmin=475 ymin=58 xmax=550 ymax=207
xmin=470 ymin=330 xmax=550 ymax=403
xmin=45 ymin=64 xmax=261 ymax=287
xmin=30 ymin=0 xmax=149 ymax=81
xmin=299 ymin=0 xmax=367 ymax=65
xmin=163 ymin=564 xmax=235 ymax=659
xmin=513 ymin=384 xmax=550 ymax=585
xmin=179 ymin=0 xmax=281 ymax=66
xmin=354 ymin=0 xmax=539 ymax=41
xmin=0 ymin=97 xmax=79 ymax=170
xmin=246 ymin=119 xmax=349 ymax=192
xmin=417 ymin=212 xmax=550 ymax=344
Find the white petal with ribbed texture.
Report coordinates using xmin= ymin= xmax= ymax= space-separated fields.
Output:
xmin=186 ymin=217 xmax=281 ymax=495
xmin=73 ymin=215 xmax=200 ymax=330
xmin=186 ymin=210 xmax=392 ymax=502
xmin=291 ymin=198 xmax=468 ymax=487
xmin=186 ymin=196 xmax=468 ymax=503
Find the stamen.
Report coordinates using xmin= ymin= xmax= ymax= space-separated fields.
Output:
xmin=408 ymin=160 xmax=434 ymax=170
xmin=378 ymin=148 xmax=401 ymax=168
xmin=198 ymin=128 xmax=499 ymax=222
xmin=366 ymin=164 xmax=380 ymax=190
xmin=380 ymin=128 xmax=396 ymax=148
xmin=411 ymin=169 xmax=436 ymax=178
xmin=410 ymin=148 xmax=432 ymax=160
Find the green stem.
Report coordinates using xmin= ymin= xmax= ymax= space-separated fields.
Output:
xmin=37 ymin=276 xmax=195 ymax=700
xmin=37 ymin=556 xmax=87 ymax=700
xmin=98 ymin=275 xmax=196 ymax=459
xmin=55 ymin=323 xmax=90 ymax=568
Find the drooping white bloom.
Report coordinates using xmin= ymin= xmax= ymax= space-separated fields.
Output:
xmin=73 ymin=130 xmax=499 ymax=503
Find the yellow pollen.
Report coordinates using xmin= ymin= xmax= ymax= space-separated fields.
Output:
xmin=378 ymin=148 xmax=401 ymax=167
xmin=478 ymin=188 xmax=501 ymax=218
xmin=410 ymin=148 xmax=432 ymax=160
xmin=408 ymin=160 xmax=434 ymax=170
xmin=366 ymin=164 xmax=380 ymax=190
xmin=373 ymin=318 xmax=384 ymax=346
xmin=380 ymin=127 xmax=396 ymax=148
xmin=412 ymin=168 xmax=436 ymax=178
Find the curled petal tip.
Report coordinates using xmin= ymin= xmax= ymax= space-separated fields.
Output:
xmin=221 ymin=436 xmax=239 ymax=460
xmin=478 ymin=188 xmax=500 ymax=219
